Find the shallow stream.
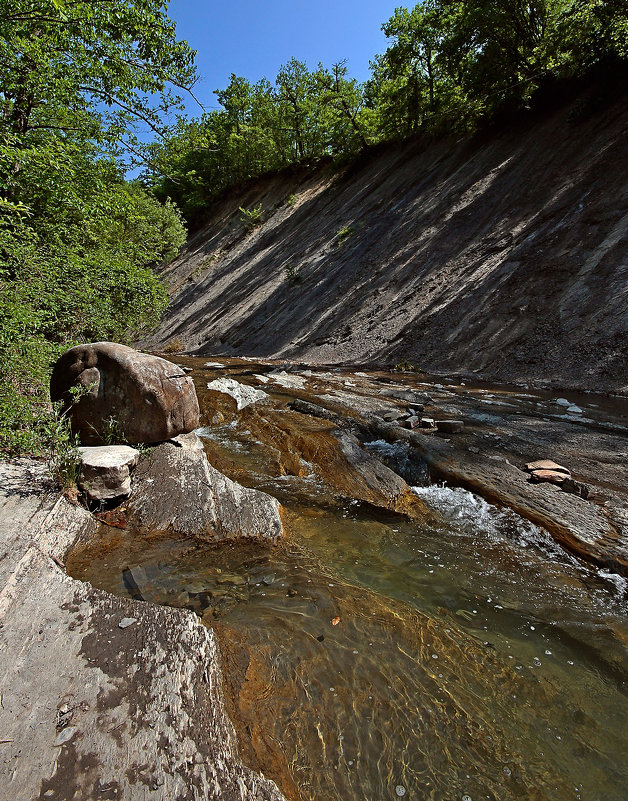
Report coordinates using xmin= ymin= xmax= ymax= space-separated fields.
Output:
xmin=68 ymin=360 xmax=628 ymax=801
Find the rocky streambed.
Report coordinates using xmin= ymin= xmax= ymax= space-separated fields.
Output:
xmin=64 ymin=357 xmax=627 ymax=801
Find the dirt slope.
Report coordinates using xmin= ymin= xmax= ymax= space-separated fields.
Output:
xmin=144 ymin=91 xmax=628 ymax=393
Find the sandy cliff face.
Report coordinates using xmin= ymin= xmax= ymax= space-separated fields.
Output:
xmin=144 ymin=92 xmax=628 ymax=393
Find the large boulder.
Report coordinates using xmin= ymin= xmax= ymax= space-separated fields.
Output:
xmin=50 ymin=342 xmax=200 ymax=445
xmin=125 ymin=433 xmax=283 ymax=542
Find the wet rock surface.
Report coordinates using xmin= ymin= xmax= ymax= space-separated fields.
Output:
xmin=182 ymin=357 xmax=628 ymax=574
xmin=0 ymin=460 xmax=286 ymax=801
xmin=50 ymin=342 xmax=200 ymax=444
xmin=125 ymin=432 xmax=283 ymax=542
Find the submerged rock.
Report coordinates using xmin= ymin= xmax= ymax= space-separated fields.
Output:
xmin=125 ymin=432 xmax=283 ymax=542
xmin=50 ymin=342 xmax=200 ymax=445
xmin=77 ymin=445 xmax=139 ymax=502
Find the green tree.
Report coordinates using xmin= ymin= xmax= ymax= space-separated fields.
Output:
xmin=0 ymin=0 xmax=194 ymax=454
xmin=316 ymin=61 xmax=370 ymax=152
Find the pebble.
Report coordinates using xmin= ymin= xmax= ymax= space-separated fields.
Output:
xmin=118 ymin=617 xmax=137 ymax=629
xmin=54 ymin=726 xmax=77 ymax=746
xmin=395 ymin=786 xmax=406 ymax=797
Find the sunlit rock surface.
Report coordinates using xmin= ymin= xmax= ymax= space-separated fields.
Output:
xmin=125 ymin=433 xmax=284 ymax=542
xmin=50 ymin=342 xmax=200 ymax=444
xmin=0 ymin=460 xmax=287 ymax=801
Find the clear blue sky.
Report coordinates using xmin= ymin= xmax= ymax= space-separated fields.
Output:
xmin=168 ymin=0 xmax=406 ymax=114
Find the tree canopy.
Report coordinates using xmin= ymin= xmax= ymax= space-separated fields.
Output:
xmin=146 ymin=0 xmax=627 ymax=224
xmin=0 ymin=0 xmax=195 ymax=453
xmin=1 ymin=0 xmax=626 ymax=454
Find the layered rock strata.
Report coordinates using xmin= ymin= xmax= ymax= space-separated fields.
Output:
xmin=0 ymin=460 xmax=286 ymax=801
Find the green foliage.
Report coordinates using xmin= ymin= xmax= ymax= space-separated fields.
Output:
xmin=145 ymin=3 xmax=626 ymax=227
xmin=45 ymin=407 xmax=81 ymax=491
xmin=145 ymin=59 xmax=373 ymax=225
xmin=99 ymin=416 xmax=126 ymax=446
xmin=336 ymin=225 xmax=355 ymax=246
xmin=0 ymin=0 xmax=194 ymax=455
xmin=393 ymin=359 xmax=423 ymax=373
xmin=284 ymin=263 xmax=301 ymax=283
xmin=162 ymin=337 xmax=184 ymax=354
xmin=239 ymin=203 xmax=264 ymax=231
xmin=0 ymin=0 xmax=196 ymax=159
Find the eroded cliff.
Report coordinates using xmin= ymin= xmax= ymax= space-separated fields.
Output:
xmin=144 ymin=89 xmax=628 ymax=393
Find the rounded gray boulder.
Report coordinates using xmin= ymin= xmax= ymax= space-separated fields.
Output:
xmin=50 ymin=342 xmax=200 ymax=445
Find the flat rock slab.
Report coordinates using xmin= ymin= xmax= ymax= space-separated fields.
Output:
xmin=207 ymin=377 xmax=269 ymax=410
xmin=525 ymin=460 xmax=570 ymax=475
xmin=125 ymin=433 xmax=283 ymax=542
xmin=0 ymin=460 xmax=286 ymax=801
xmin=367 ymin=418 xmax=628 ymax=574
xmin=436 ymin=420 xmax=465 ymax=434
xmin=78 ymin=445 xmax=140 ymax=501
xmin=268 ymin=371 xmax=307 ymax=389
xmin=530 ymin=469 xmax=569 ymax=485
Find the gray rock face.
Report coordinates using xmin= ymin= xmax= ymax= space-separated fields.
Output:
xmin=0 ymin=460 xmax=286 ymax=801
xmin=125 ymin=433 xmax=284 ymax=542
xmin=78 ymin=445 xmax=139 ymax=501
xmin=50 ymin=342 xmax=200 ymax=445
xmin=332 ymin=431 xmax=428 ymax=517
xmin=436 ymin=420 xmax=465 ymax=434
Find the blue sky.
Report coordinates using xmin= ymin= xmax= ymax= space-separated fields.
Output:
xmin=169 ymin=0 xmax=406 ymax=114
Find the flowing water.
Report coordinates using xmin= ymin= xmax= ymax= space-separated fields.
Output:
xmin=68 ymin=361 xmax=628 ymax=801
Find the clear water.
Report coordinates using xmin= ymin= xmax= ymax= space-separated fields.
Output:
xmin=68 ymin=365 xmax=628 ymax=801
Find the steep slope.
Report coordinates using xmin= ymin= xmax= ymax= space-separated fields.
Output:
xmin=144 ymin=91 xmax=628 ymax=393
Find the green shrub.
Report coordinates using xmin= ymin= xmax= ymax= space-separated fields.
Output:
xmin=239 ymin=203 xmax=264 ymax=231
xmin=336 ymin=225 xmax=355 ymax=246
xmin=284 ymin=263 xmax=301 ymax=283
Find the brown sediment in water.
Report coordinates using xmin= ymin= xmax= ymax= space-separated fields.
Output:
xmin=213 ymin=624 xmax=303 ymax=801
xmin=198 ymin=395 xmax=430 ymax=520
xmin=207 ymin=573 xmax=570 ymax=801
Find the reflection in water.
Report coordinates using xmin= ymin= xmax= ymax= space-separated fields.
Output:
xmin=69 ymin=488 xmax=627 ymax=801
